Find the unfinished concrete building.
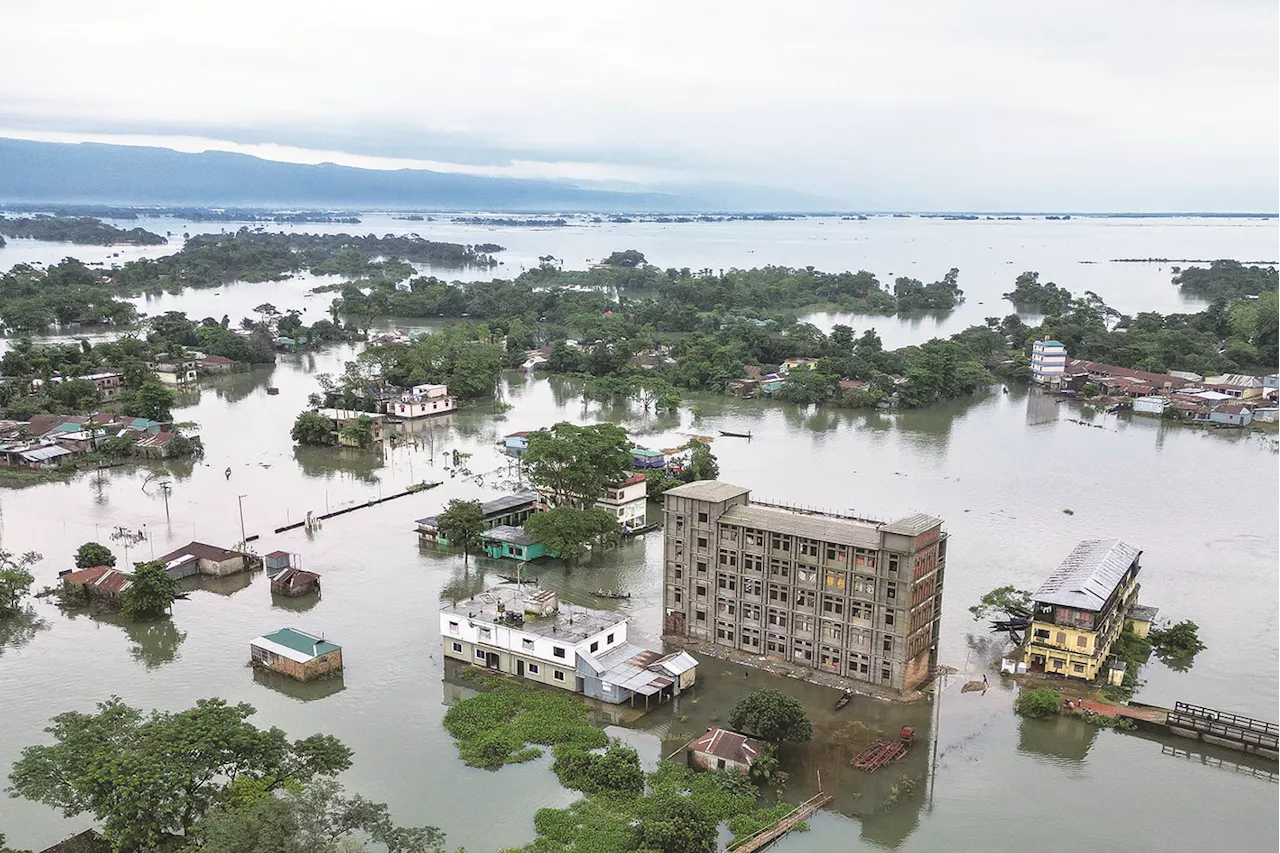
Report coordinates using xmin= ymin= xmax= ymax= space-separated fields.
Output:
xmin=661 ymin=480 xmax=946 ymax=693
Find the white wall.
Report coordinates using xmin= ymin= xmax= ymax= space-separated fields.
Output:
xmin=438 ymin=611 xmax=628 ymax=664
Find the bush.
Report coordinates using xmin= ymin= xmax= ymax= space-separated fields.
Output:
xmin=1015 ymin=688 xmax=1061 ymax=718
xmin=551 ymin=743 xmax=644 ymax=795
xmin=728 ymin=689 xmax=813 ymax=743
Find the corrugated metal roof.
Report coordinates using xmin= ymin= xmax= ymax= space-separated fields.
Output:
xmin=415 ymin=491 xmax=537 ymax=527
xmin=881 ymin=512 xmax=943 ymax=536
xmin=1033 ymin=539 xmax=1141 ymax=611
xmin=719 ymin=505 xmax=882 ymax=548
xmin=663 ymin=480 xmax=751 ymax=502
xmin=482 ymin=525 xmax=536 ymax=546
xmin=691 ymin=728 xmax=760 ymax=763
xmin=253 ymin=627 xmax=340 ymax=662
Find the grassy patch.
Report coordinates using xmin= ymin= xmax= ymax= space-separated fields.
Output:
xmin=443 ymin=679 xmax=608 ymax=768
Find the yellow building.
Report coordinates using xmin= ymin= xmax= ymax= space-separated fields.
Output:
xmin=1021 ymin=539 xmax=1143 ymax=681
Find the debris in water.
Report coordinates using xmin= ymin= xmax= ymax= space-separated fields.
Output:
xmin=961 ymin=681 xmax=987 ymax=693
xmin=1062 ymin=508 xmax=1074 ymax=515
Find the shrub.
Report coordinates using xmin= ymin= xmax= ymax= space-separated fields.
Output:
xmin=1015 ymin=688 xmax=1061 ymax=718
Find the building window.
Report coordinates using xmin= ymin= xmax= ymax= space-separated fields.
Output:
xmin=522 ymin=638 xmax=535 ymax=651
xmin=792 ymin=639 xmax=814 ymax=662
xmin=887 ymin=554 xmax=900 ymax=573
xmin=824 ymin=570 xmax=847 ymax=591
xmin=717 ymin=600 xmax=736 ymax=617
xmin=798 ymin=539 xmax=820 ymax=558
xmin=554 ymin=670 xmax=565 ymax=681
xmin=553 ymin=646 xmax=567 ymax=658
xmin=590 ymin=641 xmax=599 ymax=653
xmin=743 ymin=578 xmax=763 ymax=597
xmin=717 ymin=758 xmax=726 ymax=770
xmin=821 ymin=596 xmax=844 ymax=616
xmin=886 ymin=583 xmax=897 ymax=601
xmin=769 ymin=558 xmax=791 ymax=579
xmin=695 ymin=610 xmax=706 ymax=623
xmin=854 ymin=548 xmax=877 ymax=568
xmin=770 ymin=533 xmax=792 ymax=551
xmin=794 ymin=589 xmax=815 ymax=609
xmin=821 ymin=622 xmax=842 ymax=643
xmin=1056 ymin=631 xmax=1067 ymax=645
xmin=697 ymin=536 xmax=708 ymax=549
xmin=1072 ymin=663 xmax=1086 ymax=674
xmin=719 ymin=550 xmax=738 ymax=568
xmin=820 ymin=650 xmax=841 ymax=670
xmin=479 ymin=627 xmax=492 ymax=640
xmin=768 ymin=583 xmax=788 ymax=603
xmin=674 ymin=589 xmax=683 ymax=603
xmin=674 ymin=567 xmax=683 ymax=580
xmin=716 ymin=623 xmax=735 ymax=643
xmin=475 ymin=650 xmax=485 ymax=661
xmin=696 ymin=560 xmax=708 ymax=574
xmin=1076 ymin=636 xmax=1088 ymax=648
xmin=767 ymin=609 xmax=787 ymax=629
xmin=825 ymin=544 xmax=847 ymax=561
xmin=881 ymin=666 xmax=892 ymax=683
xmin=885 ymin=612 xmax=895 ymax=627
xmin=853 ymin=576 xmax=875 ymax=597
xmin=448 ymin=621 xmax=460 ymax=633
xmin=607 ymin=633 xmax=614 ymax=644
xmin=766 ymin=634 xmax=787 ymax=654
xmin=698 ymin=511 xmax=708 ymax=523
xmin=696 ymin=584 xmax=707 ymax=597
xmin=741 ymin=626 xmax=761 ymax=649
xmin=794 ymin=617 xmax=815 ymax=635
xmin=452 ymin=642 xmax=463 ymax=653
xmin=717 ymin=574 xmax=738 ymax=592
xmin=529 ymin=663 xmax=540 ymax=674
xmin=742 ymin=603 xmax=762 ymax=622
xmin=883 ymin=636 xmax=893 ymax=653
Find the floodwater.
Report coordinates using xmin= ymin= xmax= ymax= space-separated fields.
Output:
xmin=1 ymin=217 xmax=1278 ymax=852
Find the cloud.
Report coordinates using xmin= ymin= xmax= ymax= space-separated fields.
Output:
xmin=2 ymin=0 xmax=1276 ymax=210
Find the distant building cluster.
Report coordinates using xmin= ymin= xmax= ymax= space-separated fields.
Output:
xmin=0 ymin=413 xmax=196 ymax=469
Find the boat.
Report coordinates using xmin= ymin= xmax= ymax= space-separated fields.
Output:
xmin=267 ymin=387 xmax=280 ymax=395
xmin=718 ymin=429 xmax=752 ymax=439
xmin=834 ymin=690 xmax=852 ymax=711
xmin=592 ymin=590 xmax=631 ymax=600
xmin=499 ymin=575 xmax=538 ymax=585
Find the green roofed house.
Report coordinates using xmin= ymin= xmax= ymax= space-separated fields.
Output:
xmin=249 ymin=627 xmax=343 ymax=682
xmin=480 ymin=525 xmax=553 ymax=561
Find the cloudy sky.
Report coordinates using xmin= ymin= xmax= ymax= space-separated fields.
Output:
xmin=3 ymin=0 xmax=1276 ymax=210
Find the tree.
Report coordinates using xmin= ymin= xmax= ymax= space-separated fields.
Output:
xmin=685 ymin=441 xmax=719 ymax=482
xmin=727 ymin=689 xmax=812 ymax=743
xmin=291 ymin=410 xmax=335 ymax=445
xmin=601 ymin=249 xmax=647 ymax=268
xmin=1148 ymin=620 xmax=1206 ymax=667
xmin=338 ymin=414 xmax=377 ymax=449
xmin=0 ymin=550 xmax=40 ymax=618
xmin=968 ymin=586 xmax=1033 ymax=621
xmin=74 ymin=542 xmax=115 ymax=569
xmin=1015 ymin=688 xmax=1061 ymax=719
xmin=0 ymin=832 xmax=31 ymax=853
xmin=121 ymin=560 xmax=179 ymax=620
xmin=9 ymin=697 xmax=353 ymax=851
xmin=435 ymin=499 xmax=486 ymax=562
xmin=198 ymin=778 xmax=448 ymax=853
xmin=522 ymin=422 xmax=633 ymax=507
xmin=523 ymin=507 xmax=621 ymax=563
xmin=123 ymin=376 xmax=176 ymax=421
xmin=635 ymin=791 xmax=715 ymax=853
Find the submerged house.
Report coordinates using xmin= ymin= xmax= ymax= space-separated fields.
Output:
xmin=270 ymin=567 xmax=321 ymax=597
xmin=440 ymin=587 xmax=695 ymax=709
xmin=504 ymin=431 xmax=531 ymax=454
xmin=60 ymin=565 xmax=132 ymax=604
xmin=415 ymin=491 xmax=539 ymax=546
xmin=249 ymin=628 xmax=343 ymax=681
xmin=479 ymin=525 xmax=552 ymax=561
xmin=156 ymin=541 xmax=252 ymax=579
xmin=631 ymin=447 xmax=666 ymax=468
xmin=387 ymin=383 xmax=457 ymax=419
xmin=687 ymin=728 xmax=761 ymax=774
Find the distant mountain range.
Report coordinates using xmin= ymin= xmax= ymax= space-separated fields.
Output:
xmin=0 ymin=137 xmax=703 ymax=212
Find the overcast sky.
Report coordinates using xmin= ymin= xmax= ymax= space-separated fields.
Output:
xmin=3 ymin=1 xmax=1277 ymax=210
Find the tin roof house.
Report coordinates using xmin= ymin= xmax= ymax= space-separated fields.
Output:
xmin=249 ymin=628 xmax=343 ymax=682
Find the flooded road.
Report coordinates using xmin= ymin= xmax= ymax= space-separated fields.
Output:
xmin=1 ymin=215 xmax=1277 ymax=851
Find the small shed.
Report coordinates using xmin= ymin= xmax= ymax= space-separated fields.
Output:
xmin=1126 ymin=604 xmax=1160 ymax=639
xmin=264 ymin=550 xmax=292 ymax=573
xmin=249 ymin=628 xmax=342 ymax=681
xmin=504 ymin=431 xmax=530 ymax=453
xmin=271 ymin=567 xmax=321 ymax=597
xmin=631 ymin=447 xmax=666 ymax=468
xmin=687 ymin=728 xmax=761 ymax=774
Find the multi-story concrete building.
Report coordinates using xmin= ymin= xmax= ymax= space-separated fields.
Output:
xmin=1031 ymin=339 xmax=1067 ymax=385
xmin=387 ymin=383 xmax=457 ymax=418
xmin=661 ymin=480 xmax=946 ymax=693
xmin=536 ymin=473 xmax=648 ymax=532
xmin=1018 ymin=539 xmax=1144 ymax=682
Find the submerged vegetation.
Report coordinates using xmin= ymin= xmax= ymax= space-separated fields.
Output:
xmin=0 ymin=215 xmax=167 ymax=246
xmin=442 ymin=678 xmax=608 ymax=768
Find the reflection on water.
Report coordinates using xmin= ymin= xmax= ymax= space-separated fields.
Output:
xmin=0 ymin=607 xmax=49 ymax=658
xmin=252 ymin=666 xmax=347 ymax=702
xmin=292 ymin=445 xmax=385 ymax=485
xmin=61 ymin=606 xmax=188 ymax=670
xmin=271 ymin=590 xmax=321 ymax=613
xmin=191 ymin=571 xmax=255 ymax=597
xmin=1017 ymin=713 xmax=1100 ymax=763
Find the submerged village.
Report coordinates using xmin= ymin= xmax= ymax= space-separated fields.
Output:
xmin=0 ymin=215 xmax=1277 ymax=853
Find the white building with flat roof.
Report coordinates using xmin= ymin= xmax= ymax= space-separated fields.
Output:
xmin=1031 ymin=339 xmax=1067 ymax=385
xmin=388 ymin=383 xmax=457 ymax=418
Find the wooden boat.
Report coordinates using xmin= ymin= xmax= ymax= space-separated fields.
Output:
xmin=718 ymin=429 xmax=752 ymax=439
xmin=592 ymin=590 xmax=631 ymax=600
xmin=267 ymin=387 xmax=280 ymax=395
xmin=834 ymin=691 xmax=852 ymax=711
xmin=499 ymin=575 xmax=538 ymax=585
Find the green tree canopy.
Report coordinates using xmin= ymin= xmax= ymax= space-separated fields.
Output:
xmin=74 ymin=542 xmax=115 ymax=569
xmin=523 ymin=507 xmax=621 ymax=563
xmin=291 ymin=410 xmax=334 ymax=445
xmin=968 ymin=586 xmax=1033 ymax=621
xmin=121 ymin=560 xmax=179 ymax=620
xmin=122 ymin=376 xmax=176 ymax=422
xmin=8 ymin=697 xmax=353 ymax=851
xmin=522 ymin=422 xmax=633 ymax=507
xmin=435 ymin=499 xmax=486 ymax=559
xmin=338 ymin=414 xmax=377 ymax=449
xmin=686 ymin=441 xmax=719 ymax=482
xmin=601 ymin=249 xmax=647 ymax=268
xmin=727 ymin=689 xmax=813 ymax=743
xmin=635 ymin=791 xmax=716 ymax=853
xmin=0 ymin=550 xmax=40 ymax=617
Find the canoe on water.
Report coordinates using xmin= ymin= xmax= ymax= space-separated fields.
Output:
xmin=592 ymin=590 xmax=631 ymax=600
xmin=834 ymin=692 xmax=852 ymax=711
xmin=718 ymin=430 xmax=752 ymax=439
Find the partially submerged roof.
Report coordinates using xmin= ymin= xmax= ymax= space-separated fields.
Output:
xmin=442 ymin=586 xmax=624 ymax=644
xmin=1129 ymin=604 xmax=1160 ymax=623
xmin=481 ymin=525 xmax=536 ymax=546
xmin=663 ymin=480 xmax=751 ymax=502
xmin=274 ymin=567 xmax=320 ymax=588
xmin=632 ymin=446 xmax=664 ymax=457
xmin=416 ymin=491 xmax=538 ymax=527
xmin=691 ymin=728 xmax=761 ymax=764
xmin=252 ymin=627 xmax=340 ymax=662
xmin=21 ymin=445 xmax=74 ymax=461
xmin=1033 ymin=539 xmax=1142 ymax=611
xmin=156 ymin=541 xmax=244 ymax=563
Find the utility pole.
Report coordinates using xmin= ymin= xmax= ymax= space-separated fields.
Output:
xmin=159 ymin=481 xmax=172 ymax=521
xmin=237 ymin=494 xmax=248 ymax=549
xmin=928 ymin=665 xmax=949 ymax=813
